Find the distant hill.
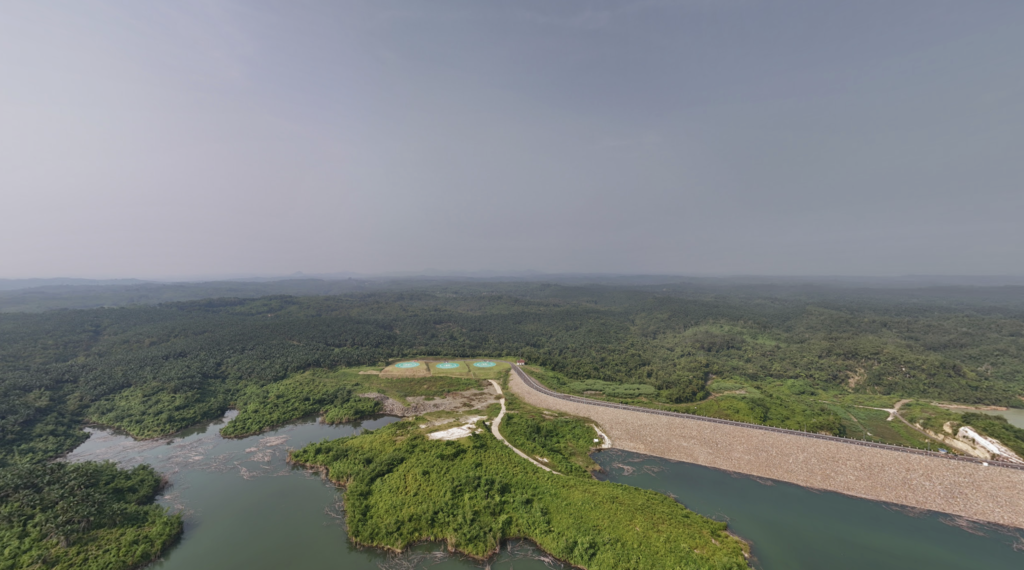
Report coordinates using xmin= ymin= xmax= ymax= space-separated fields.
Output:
xmin=0 ymin=279 xmax=377 ymax=312
xmin=0 ymin=278 xmax=149 ymax=291
xmin=2 ymin=274 xmax=1024 ymax=313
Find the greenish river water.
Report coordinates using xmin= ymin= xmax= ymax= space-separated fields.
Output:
xmin=595 ymin=450 xmax=1024 ymax=569
xmin=996 ymin=408 xmax=1024 ymax=428
xmin=67 ymin=412 xmax=1024 ymax=569
xmin=66 ymin=412 xmax=565 ymax=570
xmin=947 ymin=407 xmax=1024 ymax=429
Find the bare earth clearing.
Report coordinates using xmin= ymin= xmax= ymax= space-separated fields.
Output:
xmin=359 ymin=386 xmax=500 ymax=416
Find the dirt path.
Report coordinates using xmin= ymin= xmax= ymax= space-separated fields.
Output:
xmin=850 ymin=398 xmax=914 ymax=422
xmin=862 ymin=399 xmax=950 ymax=447
xmin=487 ymin=380 xmax=560 ymax=474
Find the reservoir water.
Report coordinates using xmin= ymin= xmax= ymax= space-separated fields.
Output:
xmin=65 ymin=412 xmax=565 ymax=570
xmin=66 ymin=413 xmax=1024 ymax=569
xmin=595 ymin=449 xmax=1024 ymax=570
xmin=946 ymin=407 xmax=1024 ymax=429
xmin=996 ymin=408 xmax=1024 ymax=429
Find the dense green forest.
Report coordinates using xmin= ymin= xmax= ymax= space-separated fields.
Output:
xmin=2 ymin=281 xmax=1024 ymax=566
xmin=0 ymin=461 xmax=182 ymax=570
xmin=291 ymin=418 xmax=749 ymax=569
xmin=3 ymin=284 xmax=1024 ymax=466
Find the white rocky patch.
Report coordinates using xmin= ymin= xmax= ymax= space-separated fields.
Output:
xmin=426 ymin=416 xmax=485 ymax=440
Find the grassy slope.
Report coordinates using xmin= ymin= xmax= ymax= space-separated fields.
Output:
xmin=291 ymin=421 xmax=749 ymax=570
xmin=499 ymin=392 xmax=601 ymax=477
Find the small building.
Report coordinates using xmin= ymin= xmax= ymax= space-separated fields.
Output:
xmin=516 ymin=359 xmax=526 ymax=366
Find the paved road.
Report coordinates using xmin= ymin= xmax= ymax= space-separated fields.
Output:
xmin=509 ymin=364 xmax=1024 ymax=472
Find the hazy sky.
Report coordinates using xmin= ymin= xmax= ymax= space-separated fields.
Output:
xmin=2 ymin=1 xmax=1022 ymax=279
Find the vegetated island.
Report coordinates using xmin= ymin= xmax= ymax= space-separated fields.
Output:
xmin=290 ymin=372 xmax=750 ymax=569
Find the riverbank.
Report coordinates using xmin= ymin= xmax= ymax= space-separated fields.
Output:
xmin=290 ymin=419 xmax=751 ymax=569
xmin=61 ymin=409 xmax=1024 ymax=569
xmin=596 ymin=449 xmax=1024 ymax=569
xmin=509 ymin=366 xmax=1024 ymax=529
xmin=63 ymin=414 xmax=575 ymax=570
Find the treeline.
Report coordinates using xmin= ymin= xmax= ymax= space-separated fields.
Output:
xmin=2 ymin=286 xmax=1024 ymax=466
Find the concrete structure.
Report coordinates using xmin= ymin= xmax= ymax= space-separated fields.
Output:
xmin=508 ymin=365 xmax=1024 ymax=529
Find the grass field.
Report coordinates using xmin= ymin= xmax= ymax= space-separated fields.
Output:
xmin=379 ymin=361 xmax=430 ymax=378
xmin=833 ymin=407 xmax=932 ymax=449
xmin=466 ymin=360 xmax=512 ymax=379
xmin=333 ymin=367 xmax=492 ymax=404
xmin=427 ymin=361 xmax=470 ymax=375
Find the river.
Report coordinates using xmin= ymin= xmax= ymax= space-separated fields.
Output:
xmin=65 ymin=412 xmax=566 ymax=570
xmin=66 ymin=412 xmax=1024 ymax=569
xmin=944 ymin=408 xmax=1024 ymax=429
xmin=594 ymin=449 xmax=1024 ymax=569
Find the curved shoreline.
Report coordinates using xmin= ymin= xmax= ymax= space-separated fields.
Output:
xmin=508 ymin=364 xmax=1024 ymax=529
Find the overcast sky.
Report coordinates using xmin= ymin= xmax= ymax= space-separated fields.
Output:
xmin=2 ymin=1 xmax=1022 ymax=279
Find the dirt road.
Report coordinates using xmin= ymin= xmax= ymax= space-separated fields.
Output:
xmin=487 ymin=380 xmax=560 ymax=474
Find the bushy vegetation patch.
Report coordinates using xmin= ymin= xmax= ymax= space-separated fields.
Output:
xmin=707 ymin=379 xmax=747 ymax=393
xmin=0 ymin=461 xmax=182 ymax=570
xmin=688 ymin=392 xmax=847 ymax=436
xmin=901 ymin=403 xmax=1024 ymax=456
xmin=961 ymin=413 xmax=1024 ymax=457
xmin=567 ymin=380 xmax=656 ymax=398
xmin=323 ymin=397 xmax=382 ymax=425
xmin=498 ymin=398 xmax=600 ymax=477
xmin=898 ymin=403 xmax=960 ymax=435
xmin=220 ymin=372 xmax=379 ymax=437
xmin=291 ymin=422 xmax=749 ymax=569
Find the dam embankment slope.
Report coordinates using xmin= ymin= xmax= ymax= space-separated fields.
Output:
xmin=508 ymin=366 xmax=1024 ymax=529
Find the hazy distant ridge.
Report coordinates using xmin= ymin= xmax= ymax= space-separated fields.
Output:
xmin=0 ymin=278 xmax=150 ymax=291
